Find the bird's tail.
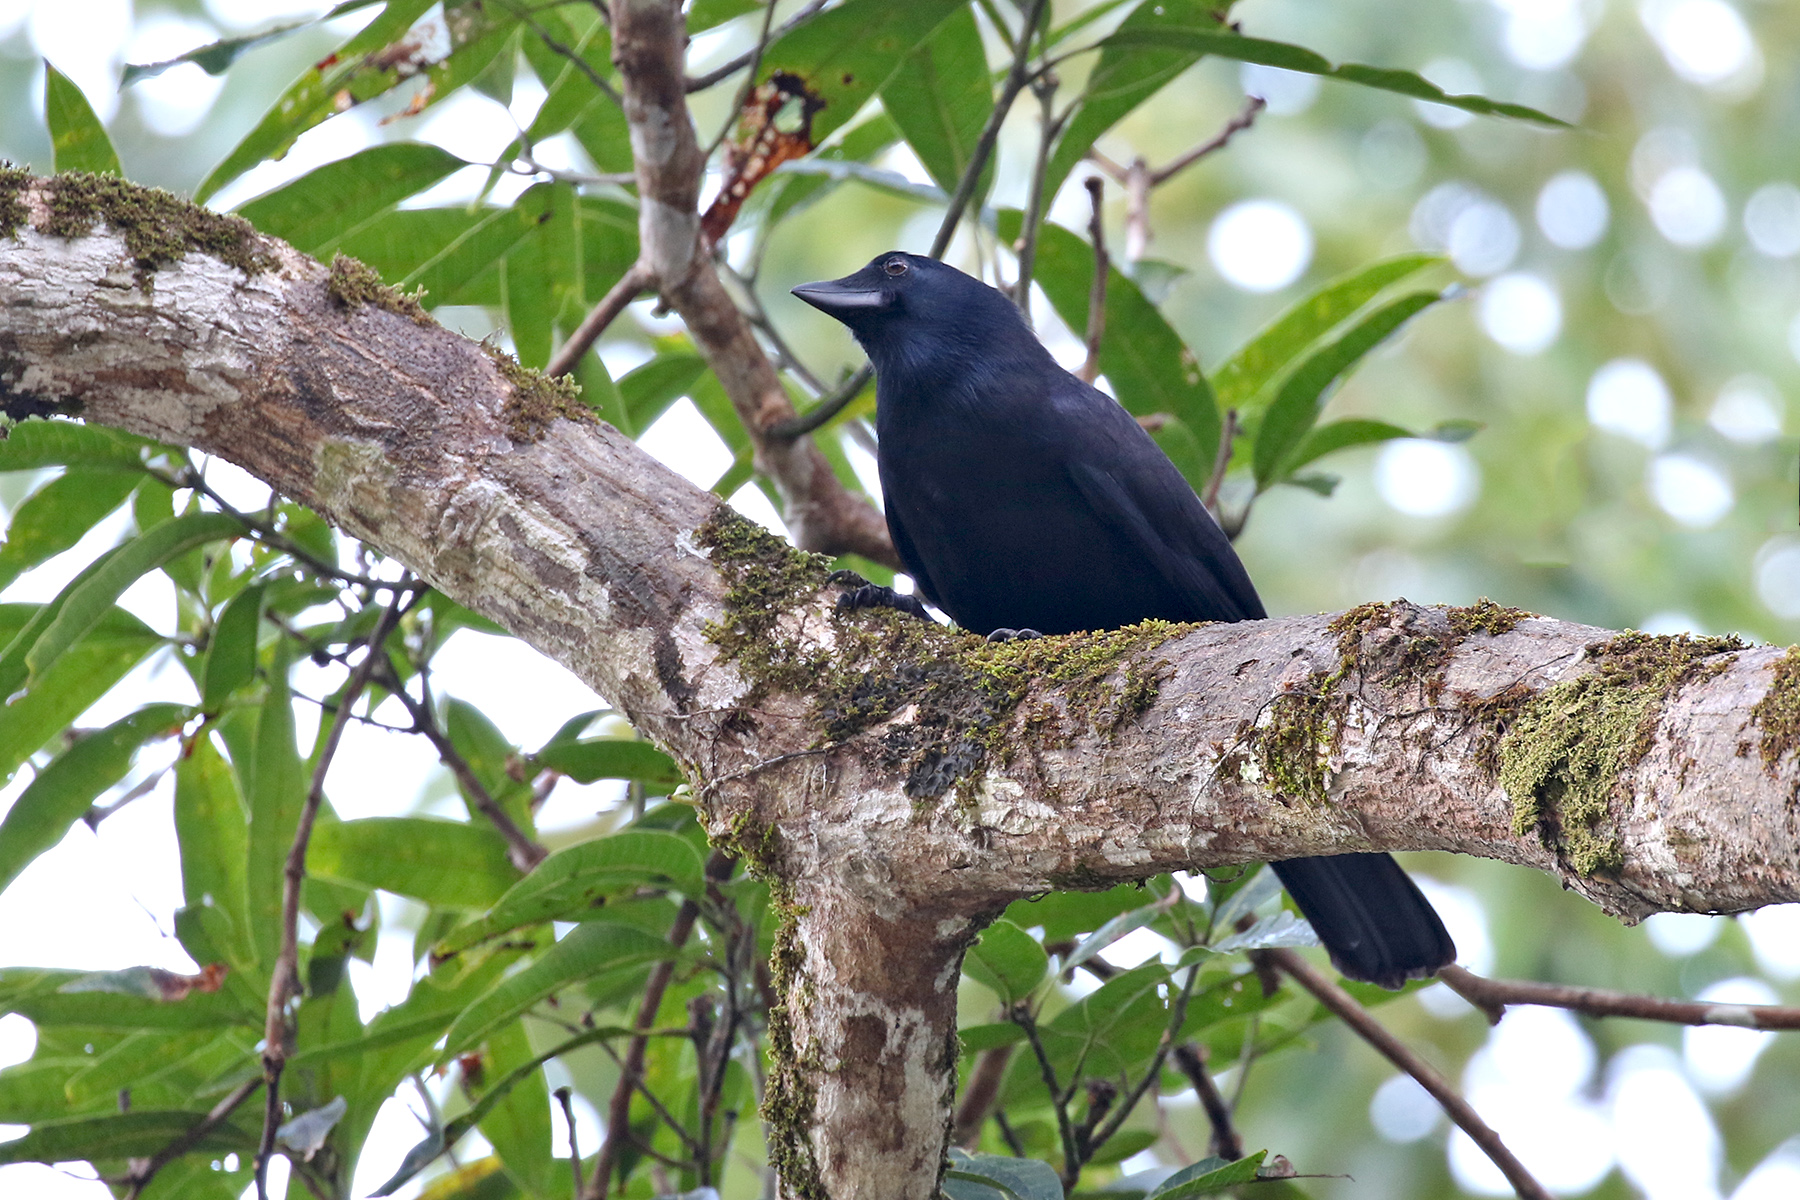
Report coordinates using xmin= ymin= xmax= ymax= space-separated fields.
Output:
xmin=1269 ymin=853 xmax=1456 ymax=990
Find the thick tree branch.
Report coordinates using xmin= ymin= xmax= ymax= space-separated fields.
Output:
xmin=4 ymin=181 xmax=1799 ymax=1199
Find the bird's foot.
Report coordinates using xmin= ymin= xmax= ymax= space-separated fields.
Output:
xmin=984 ymin=627 xmax=1043 ymax=643
xmin=835 ymin=581 xmax=933 ymax=623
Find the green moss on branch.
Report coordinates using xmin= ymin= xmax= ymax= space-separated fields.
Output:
xmin=484 ymin=346 xmax=591 ymax=442
xmin=326 ymin=253 xmax=432 ymax=325
xmin=1751 ymin=646 xmax=1800 ymax=775
xmin=34 ymin=172 xmax=276 ymax=291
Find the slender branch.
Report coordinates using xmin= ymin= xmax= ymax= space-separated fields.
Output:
xmin=1440 ymin=964 xmax=1800 ymax=1030
xmin=174 ymin=468 xmax=397 ymax=591
xmin=1086 ymin=963 xmax=1199 ymax=1158
xmin=1009 ymin=69 xmax=1062 ymax=312
xmin=554 ymin=1086 xmax=585 ymax=1197
xmin=1015 ymin=1004 xmax=1080 ymax=1188
xmin=1171 ymin=1043 xmax=1242 ymax=1161
xmin=1202 ymin=408 xmax=1237 ymax=518
xmin=548 ymin=262 xmax=652 ymax=378
xmin=383 ymin=678 xmax=548 ymax=871
xmin=83 ymin=764 xmax=173 ymax=829
xmin=1260 ymin=949 xmax=1552 ymax=1200
xmin=582 ymin=849 xmax=735 ymax=1200
xmin=953 ymin=1045 xmax=1015 ymax=1148
xmin=597 ymin=1038 xmax=708 ymax=1156
xmin=929 ymin=0 xmax=1051 ymax=260
xmin=1148 ymin=95 xmax=1265 ymax=187
xmin=685 ymin=0 xmax=831 ymax=92
xmin=255 ymin=584 xmax=416 ymax=1199
xmin=703 ymin=0 xmax=782 ymax=161
xmin=124 ymin=1076 xmax=262 ymax=1199
xmin=1078 ymin=175 xmax=1108 ymax=384
xmin=765 ymin=365 xmax=870 ymax=440
xmin=505 ymin=0 xmax=620 ymax=105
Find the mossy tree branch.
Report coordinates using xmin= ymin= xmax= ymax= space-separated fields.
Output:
xmin=2 ymin=174 xmax=1798 ymax=1199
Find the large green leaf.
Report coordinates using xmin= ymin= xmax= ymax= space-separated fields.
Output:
xmin=0 ymin=1109 xmax=256 ymax=1163
xmin=518 ymin=7 xmax=614 ymax=148
xmin=1149 ymin=1152 xmax=1269 ymax=1198
xmin=0 ymin=968 xmax=257 ymax=1030
xmin=60 ymin=1028 xmax=218 ymax=1107
xmin=0 ymin=605 xmax=162 ymax=789
xmin=174 ymin=732 xmax=255 ymax=970
xmin=616 ymin=353 xmax=708 ymax=437
xmin=1001 ymin=212 xmax=1220 ymax=476
xmin=0 ymin=703 xmax=189 ymax=893
xmin=245 ymin=641 xmax=304 ymax=972
xmin=880 ymin=5 xmax=993 ymax=198
xmin=44 ymin=62 xmax=121 ymax=176
xmin=308 ymin=816 xmax=519 ymax=910
xmin=0 ymin=511 xmax=241 ymax=699
xmin=0 ymin=419 xmax=158 ymax=472
xmin=534 ymin=737 xmax=683 ymax=788
xmin=1283 ymin=419 xmax=1416 ymax=475
xmin=759 ymin=0 xmax=966 ymax=145
xmin=1210 ymin=254 xmax=1442 ymax=414
xmin=944 ymin=1148 xmax=1064 ymax=1200
xmin=962 ymin=920 xmax=1048 ymax=1005
xmin=195 ymin=0 xmax=441 ymax=203
xmin=200 ymin=582 xmax=265 ymax=709
xmin=0 ymin=469 xmax=139 ymax=593
xmin=762 ymin=112 xmax=902 ymax=231
xmin=235 ymin=144 xmax=468 ymax=258
xmin=1251 ymin=291 xmax=1443 ymax=488
xmin=1102 ymin=26 xmax=1568 ymax=126
xmin=436 ymin=830 xmax=706 ymax=956
xmin=122 ymin=1 xmax=384 ymax=85
xmin=475 ymin=1021 xmax=554 ymax=1197
xmin=442 ymin=921 xmax=675 ymax=1052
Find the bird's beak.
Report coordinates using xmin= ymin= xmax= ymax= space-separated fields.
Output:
xmin=791 ymin=278 xmax=892 ymax=315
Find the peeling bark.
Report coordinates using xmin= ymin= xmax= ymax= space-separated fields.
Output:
xmin=4 ymin=183 xmax=1799 ymax=1199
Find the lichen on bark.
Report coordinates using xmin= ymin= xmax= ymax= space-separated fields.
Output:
xmin=1498 ymin=631 xmax=1743 ymax=875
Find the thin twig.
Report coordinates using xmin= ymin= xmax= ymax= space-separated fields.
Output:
xmin=765 ymin=365 xmax=870 ymax=440
xmin=1202 ymin=408 xmax=1237 ymax=517
xmin=1084 ymin=964 xmax=1199 ymax=1158
xmin=1260 ymin=948 xmax=1552 ymax=1200
xmin=83 ymin=764 xmax=173 ymax=829
xmin=175 ymin=469 xmax=396 ymax=591
xmin=125 ymin=1076 xmax=262 ymax=1199
xmin=1171 ymin=1043 xmax=1242 ymax=1161
xmin=581 ymin=850 xmax=735 ymax=1200
xmin=548 ymin=262 xmax=652 ymax=378
xmin=929 ymin=0 xmax=1051 ymax=260
xmin=255 ymin=583 xmax=417 ymax=1199
xmin=1008 ymin=67 xmax=1063 ymax=313
xmin=1148 ymin=95 xmax=1265 ymax=187
xmin=1087 ymin=95 xmax=1264 ymax=260
xmin=1078 ymin=175 xmax=1108 ymax=384
xmin=685 ymin=0 xmax=831 ymax=92
xmin=554 ymin=1087 xmax=584 ymax=1196
xmin=1014 ymin=1005 xmax=1080 ymax=1188
xmin=596 ymin=1039 xmax=708 ymax=1157
xmin=703 ymin=0 xmax=781 ymax=160
xmin=1440 ymin=964 xmax=1800 ymax=1030
xmin=504 ymin=0 xmax=620 ymax=105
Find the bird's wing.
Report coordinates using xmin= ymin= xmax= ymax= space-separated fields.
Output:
xmin=883 ymin=500 xmax=947 ymax=612
xmin=1065 ymin=448 xmax=1266 ymax=623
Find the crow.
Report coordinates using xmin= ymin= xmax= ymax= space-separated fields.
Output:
xmin=793 ymin=250 xmax=1455 ymax=989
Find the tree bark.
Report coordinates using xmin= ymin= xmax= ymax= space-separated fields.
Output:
xmin=4 ymin=179 xmax=1798 ymax=1197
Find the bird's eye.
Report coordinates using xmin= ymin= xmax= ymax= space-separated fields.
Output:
xmin=884 ymin=258 xmax=908 ymax=277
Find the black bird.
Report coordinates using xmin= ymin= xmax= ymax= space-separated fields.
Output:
xmin=793 ymin=251 xmax=1455 ymax=989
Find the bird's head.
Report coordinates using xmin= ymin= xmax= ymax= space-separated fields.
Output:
xmin=791 ymin=252 xmax=1044 ymax=383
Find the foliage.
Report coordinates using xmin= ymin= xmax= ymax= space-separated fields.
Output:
xmin=0 ymin=2 xmax=1795 ymax=1200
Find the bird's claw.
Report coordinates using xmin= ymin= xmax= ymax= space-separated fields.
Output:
xmin=985 ymin=627 xmax=1043 ymax=643
xmin=836 ymin=582 xmax=933 ymax=623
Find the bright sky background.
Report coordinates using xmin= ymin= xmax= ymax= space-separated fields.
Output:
xmin=1 ymin=1 xmax=1798 ymax=1198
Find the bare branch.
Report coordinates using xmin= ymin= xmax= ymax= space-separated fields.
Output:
xmin=685 ymin=0 xmax=830 ymax=92
xmin=1202 ymin=407 xmax=1237 ymax=519
xmin=547 ymin=261 xmax=651 ymax=378
xmin=1078 ymin=175 xmax=1108 ymax=384
xmin=1261 ymin=948 xmax=1552 ymax=1200
xmin=1171 ymin=1043 xmax=1242 ymax=1161
xmin=1008 ymin=68 xmax=1063 ymax=312
xmin=554 ymin=1086 xmax=585 ymax=1197
xmin=124 ymin=1076 xmax=262 ymax=1200
xmin=765 ymin=364 xmax=870 ymax=440
xmin=1440 ymin=964 xmax=1800 ymax=1030
xmin=1148 ymin=95 xmax=1265 ymax=187
xmin=1089 ymin=96 xmax=1264 ymax=260
xmin=256 ymin=585 xmax=416 ymax=1199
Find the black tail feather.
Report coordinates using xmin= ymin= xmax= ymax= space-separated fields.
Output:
xmin=1269 ymin=853 xmax=1456 ymax=990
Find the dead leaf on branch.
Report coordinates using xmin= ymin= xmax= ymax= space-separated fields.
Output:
xmin=700 ymin=71 xmax=827 ymax=244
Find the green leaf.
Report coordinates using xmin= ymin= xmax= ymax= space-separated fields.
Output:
xmin=518 ymin=8 xmax=613 ymax=147
xmin=0 ymin=511 xmax=241 ymax=699
xmin=174 ymin=733 xmax=254 ymax=971
xmin=43 ymin=62 xmax=121 ymax=176
xmin=245 ymin=640 xmax=304 ymax=971
xmin=474 ymin=1021 xmax=553 ymax=1197
xmin=308 ymin=816 xmax=519 ymax=910
xmin=762 ymin=112 xmax=901 ymax=230
xmin=195 ymin=0 xmax=440 ymax=204
xmin=437 ymin=831 xmax=706 ymax=955
xmin=1211 ymin=254 xmax=1442 ymax=414
xmin=760 ymin=0 xmax=966 ymax=146
xmin=963 ymin=920 xmax=1048 ymax=1004
xmin=441 ymin=697 xmax=522 ymax=797
xmin=880 ymin=5 xmax=992 ymax=198
xmin=1089 ymin=1128 xmax=1160 ymax=1165
xmin=0 ymin=703 xmax=189 ymax=893
xmin=1252 ymin=291 xmax=1443 ymax=489
xmin=1208 ymin=911 xmax=1319 ymax=954
xmin=945 ymin=1149 xmax=1063 ymax=1200
xmin=0 ymin=469 xmax=139 ymax=593
xmin=688 ymin=0 xmax=761 ymax=35
xmin=1100 ymin=26 xmax=1569 ymax=125
xmin=957 ymin=1022 xmax=1027 ymax=1054
xmin=122 ymin=1 xmax=384 ymax=85
xmin=61 ymin=1028 xmax=218 ymax=1107
xmin=1283 ymin=418 xmax=1416 ymax=475
xmin=616 ymin=353 xmax=707 ymax=437
xmin=1041 ymin=0 xmax=1224 ymax=205
xmin=0 ymin=605 xmax=161 ymax=789
xmin=443 ymin=921 xmax=675 ymax=1053
xmin=1148 ymin=1151 xmax=1267 ymax=1198
xmin=1030 ymin=962 xmax=1170 ymax=1085
xmin=201 ymin=582 xmax=265 ymax=709
xmin=235 ymin=144 xmax=468 ymax=259
xmin=0 ymin=1109 xmax=256 ymax=1164
xmin=0 ymin=418 xmax=157 ymax=472
xmin=1061 ymin=897 xmax=1174 ymax=977
xmin=1002 ymin=883 xmax=1149 ymax=943
xmin=1002 ymin=212 xmax=1219 ymax=474
xmin=0 ymin=967 xmax=257 ymax=1030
